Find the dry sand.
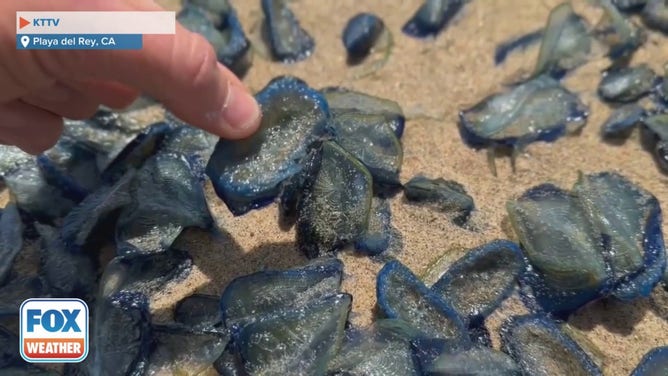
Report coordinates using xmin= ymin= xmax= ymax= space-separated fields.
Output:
xmin=3 ymin=0 xmax=668 ymax=374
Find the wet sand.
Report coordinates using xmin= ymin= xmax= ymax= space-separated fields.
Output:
xmin=4 ymin=0 xmax=668 ymax=374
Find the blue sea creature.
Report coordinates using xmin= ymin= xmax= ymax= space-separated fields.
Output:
xmin=354 ymin=198 xmax=401 ymax=256
xmin=431 ymin=240 xmax=524 ymax=325
xmin=468 ymin=323 xmax=493 ymax=348
xmin=329 ymin=111 xmax=403 ymax=191
xmin=458 ymin=75 xmax=588 ymax=173
xmin=601 ymin=103 xmax=646 ymax=138
xmin=221 ymin=257 xmax=343 ymax=329
xmin=376 ymin=260 xmax=469 ymax=342
xmin=213 ymin=342 xmax=245 ymax=376
xmin=494 ymin=29 xmax=544 ymax=65
xmin=207 ymin=76 xmax=330 ymax=216
xmin=115 ymin=153 xmax=213 ymax=256
xmin=533 ymin=3 xmax=592 ymax=78
xmin=0 ymin=145 xmax=32 ymax=179
xmin=507 ymin=172 xmax=665 ymax=316
xmin=327 ymin=319 xmax=421 ymax=376
xmin=0 ymin=203 xmax=23 ymax=286
xmin=322 ymin=86 xmax=405 ymax=138
xmin=402 ymin=0 xmax=468 ymax=38
xmin=160 ymin=118 xmax=218 ymax=159
xmin=596 ymin=0 xmax=646 ymax=60
xmin=613 ymin=0 xmax=648 ymax=11
xmin=35 ymin=223 xmax=96 ymax=298
xmin=343 ymin=13 xmax=385 ymax=61
xmin=0 ymin=325 xmax=19 ymax=367
xmin=148 ymin=325 xmax=228 ymax=375
xmin=598 ymin=64 xmax=659 ymax=103
xmin=174 ymin=294 xmax=222 ymax=331
xmin=403 ymin=175 xmax=475 ymax=226
xmin=296 ymin=141 xmax=373 ymax=258
xmin=630 ymin=346 xmax=668 ymax=375
xmin=177 ymin=1 xmax=252 ymax=77
xmin=500 ymin=315 xmax=603 ymax=376
xmin=234 ymin=293 xmax=351 ymax=375
xmin=261 ymin=0 xmax=314 ymax=62
xmin=0 ymin=276 xmax=49 ymax=316
xmin=413 ymin=339 xmax=520 ymax=375
xmin=642 ymin=0 xmax=668 ymax=33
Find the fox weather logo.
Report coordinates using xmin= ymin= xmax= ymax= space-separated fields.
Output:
xmin=20 ymin=298 xmax=89 ymax=363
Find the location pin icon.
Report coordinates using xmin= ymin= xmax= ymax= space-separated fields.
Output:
xmin=20 ymin=35 xmax=30 ymax=48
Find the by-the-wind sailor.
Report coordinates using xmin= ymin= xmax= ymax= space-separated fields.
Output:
xmin=296 ymin=141 xmax=373 ymax=258
xmin=403 ymin=175 xmax=475 ymax=226
xmin=147 ymin=325 xmax=227 ymax=376
xmin=642 ymin=0 xmax=668 ymax=33
xmin=630 ymin=346 xmax=668 ymax=375
xmin=0 ymin=325 xmax=19 ymax=367
xmin=507 ymin=172 xmax=665 ymax=316
xmin=612 ymin=0 xmax=648 ymax=11
xmin=494 ymin=29 xmax=544 ymax=65
xmin=221 ymin=257 xmax=343 ymax=329
xmin=328 ymin=319 xmax=421 ymax=376
xmin=458 ymin=75 xmax=588 ymax=156
xmin=402 ymin=0 xmax=468 ymax=38
xmin=413 ymin=340 xmax=520 ymax=376
xmin=431 ymin=240 xmax=525 ymax=325
xmin=641 ymin=113 xmax=668 ymax=174
xmin=38 ymin=136 xmax=101 ymax=201
xmin=354 ymin=198 xmax=402 ymax=256
xmin=343 ymin=13 xmax=385 ymax=61
xmin=115 ymin=153 xmax=213 ymax=256
xmin=595 ymin=0 xmax=646 ymax=60
xmin=0 ymin=145 xmax=32 ymax=179
xmin=501 ymin=315 xmax=603 ymax=376
xmin=207 ymin=76 xmax=330 ymax=216
xmin=174 ymin=294 xmax=222 ymax=331
xmin=376 ymin=260 xmax=469 ymax=343
xmin=261 ymin=0 xmax=314 ymax=62
xmin=533 ymin=3 xmax=592 ymax=78
xmin=601 ymin=103 xmax=646 ymax=139
xmin=598 ymin=64 xmax=658 ymax=103
xmin=234 ymin=293 xmax=351 ymax=376
xmin=0 ymin=203 xmax=23 ymax=286
xmin=0 ymin=277 xmax=49 ymax=316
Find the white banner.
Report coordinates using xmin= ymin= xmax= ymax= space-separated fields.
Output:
xmin=17 ymin=11 xmax=175 ymax=34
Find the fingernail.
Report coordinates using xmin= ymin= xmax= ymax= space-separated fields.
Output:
xmin=221 ymin=83 xmax=261 ymax=130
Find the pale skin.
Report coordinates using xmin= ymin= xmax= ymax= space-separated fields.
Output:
xmin=0 ymin=0 xmax=262 ymax=154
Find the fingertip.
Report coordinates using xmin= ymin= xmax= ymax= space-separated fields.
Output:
xmin=216 ymin=80 xmax=262 ymax=139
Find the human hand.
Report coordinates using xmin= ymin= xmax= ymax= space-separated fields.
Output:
xmin=0 ymin=0 xmax=261 ymax=154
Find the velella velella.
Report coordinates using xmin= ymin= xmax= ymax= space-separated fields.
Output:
xmin=221 ymin=257 xmax=343 ymax=328
xmin=296 ymin=141 xmax=373 ymax=258
xmin=458 ymin=75 xmax=588 ymax=174
xmin=206 ymin=76 xmax=330 ymax=216
xmin=507 ymin=172 xmax=665 ymax=316
xmin=177 ymin=0 xmax=252 ymax=77
xmin=641 ymin=112 xmax=668 ymax=174
xmin=431 ymin=240 xmax=525 ymax=324
xmin=601 ymin=103 xmax=646 ymax=139
xmin=0 ymin=276 xmax=49 ymax=316
xmin=174 ymin=293 xmax=222 ymax=331
xmin=0 ymin=325 xmax=19 ymax=367
xmin=642 ymin=0 xmax=668 ymax=33
xmin=261 ymin=0 xmax=314 ymax=62
xmin=533 ymin=3 xmax=592 ymax=78
xmin=598 ymin=64 xmax=658 ymax=103
xmin=500 ymin=315 xmax=603 ymax=376
xmin=612 ymin=0 xmax=648 ymax=11
xmin=596 ymin=0 xmax=647 ymax=60
xmin=354 ymin=198 xmax=402 ymax=256
xmin=630 ymin=346 xmax=668 ymax=375
xmin=402 ymin=0 xmax=468 ymax=38
xmin=342 ymin=13 xmax=385 ymax=62
xmin=0 ymin=203 xmax=22 ymax=286
xmin=413 ymin=340 xmax=521 ymax=376
xmin=403 ymin=175 xmax=475 ymax=226
xmin=376 ymin=260 xmax=469 ymax=342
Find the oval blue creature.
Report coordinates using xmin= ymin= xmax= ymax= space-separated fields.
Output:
xmin=640 ymin=113 xmax=668 ymax=174
xmin=402 ymin=0 xmax=468 ymax=38
xmin=220 ymin=257 xmax=344 ymax=329
xmin=642 ymin=0 xmax=668 ymax=33
xmin=598 ymin=64 xmax=659 ymax=103
xmin=500 ymin=315 xmax=603 ymax=376
xmin=631 ymin=346 xmax=668 ymax=375
xmin=376 ymin=260 xmax=470 ymax=343
xmin=354 ymin=198 xmax=402 ymax=256
xmin=0 ymin=325 xmax=19 ymax=367
xmin=601 ymin=103 xmax=646 ymax=139
xmin=343 ymin=13 xmax=385 ymax=62
xmin=0 ymin=203 xmax=23 ymax=287
xmin=612 ymin=0 xmax=648 ymax=11
xmin=0 ymin=277 xmax=49 ymax=317
xmin=412 ymin=338 xmax=520 ymax=376
xmin=261 ymin=0 xmax=315 ymax=62
xmin=403 ymin=175 xmax=475 ymax=227
xmin=597 ymin=0 xmax=647 ymax=60
xmin=174 ymin=294 xmax=222 ymax=331
xmin=494 ymin=28 xmax=544 ymax=66
xmin=206 ymin=76 xmax=331 ymax=216
xmin=431 ymin=240 xmax=525 ymax=325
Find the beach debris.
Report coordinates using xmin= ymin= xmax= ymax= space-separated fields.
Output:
xmin=354 ymin=198 xmax=402 ymax=256
xmin=261 ymin=0 xmax=315 ymax=62
xmin=630 ymin=346 xmax=668 ymax=375
xmin=296 ymin=141 xmax=373 ymax=258
xmin=402 ymin=0 xmax=468 ymax=38
xmin=458 ymin=75 xmax=588 ymax=174
xmin=501 ymin=315 xmax=603 ymax=376
xmin=177 ymin=0 xmax=252 ymax=77
xmin=206 ymin=76 xmax=331 ymax=216
xmin=430 ymin=240 xmax=524 ymax=325
xmin=0 ymin=203 xmax=22 ymax=286
xmin=343 ymin=13 xmax=385 ymax=61
xmin=376 ymin=260 xmax=470 ymax=343
xmin=642 ymin=0 xmax=668 ymax=33
xmin=601 ymin=103 xmax=646 ymax=138
xmin=403 ymin=175 xmax=475 ymax=226
xmin=494 ymin=28 xmax=544 ymax=65
xmin=507 ymin=172 xmax=665 ymax=317
xmin=598 ymin=64 xmax=659 ymax=103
